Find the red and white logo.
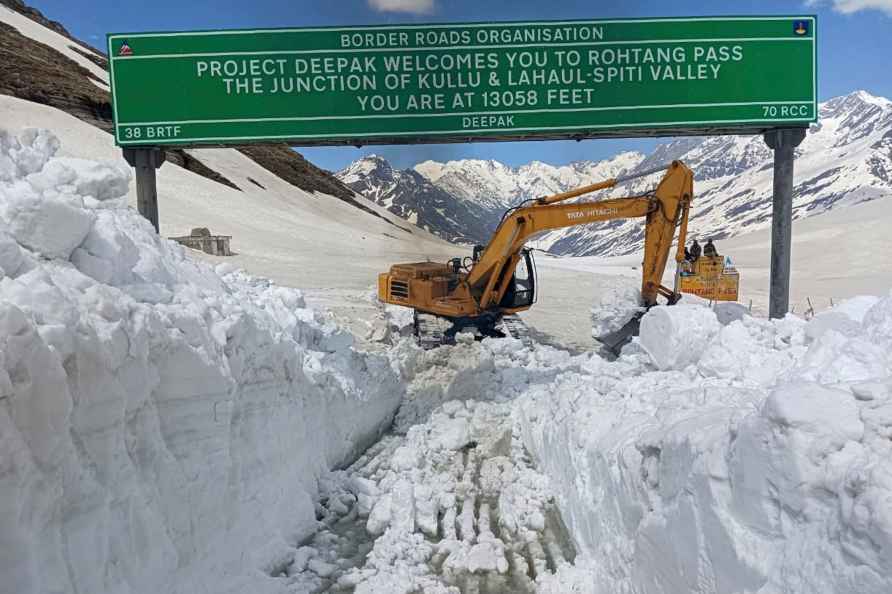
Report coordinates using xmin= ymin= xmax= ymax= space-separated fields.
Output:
xmin=118 ymin=41 xmax=133 ymax=56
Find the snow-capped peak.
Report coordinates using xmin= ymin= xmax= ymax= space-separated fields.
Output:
xmin=414 ymin=159 xmax=447 ymax=182
xmin=541 ymin=89 xmax=892 ymax=256
xmin=411 ymin=151 xmax=648 ymax=212
xmin=345 ymin=90 xmax=892 ymax=258
xmin=820 ymin=89 xmax=892 ymax=123
xmin=852 ymin=89 xmax=892 ymax=108
xmin=337 ymin=154 xmax=394 ymax=183
xmin=336 ymin=154 xmax=494 ymax=244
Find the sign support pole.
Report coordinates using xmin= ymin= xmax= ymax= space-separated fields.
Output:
xmin=763 ymin=127 xmax=806 ymax=319
xmin=123 ymin=147 xmax=165 ymax=233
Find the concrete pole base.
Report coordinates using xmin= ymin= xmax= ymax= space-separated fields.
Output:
xmin=123 ymin=148 xmax=165 ymax=233
xmin=763 ymin=128 xmax=806 ymax=319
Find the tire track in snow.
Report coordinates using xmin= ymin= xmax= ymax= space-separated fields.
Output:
xmin=257 ymin=303 xmax=586 ymax=592
xmin=272 ymin=383 xmax=577 ymax=592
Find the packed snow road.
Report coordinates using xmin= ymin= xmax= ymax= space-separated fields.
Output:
xmin=284 ymin=400 xmax=575 ymax=592
xmin=278 ymin=330 xmax=581 ymax=593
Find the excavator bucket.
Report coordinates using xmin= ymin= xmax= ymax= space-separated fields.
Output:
xmin=594 ymin=311 xmax=645 ymax=357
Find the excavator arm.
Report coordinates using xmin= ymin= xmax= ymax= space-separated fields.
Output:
xmin=467 ymin=161 xmax=694 ymax=310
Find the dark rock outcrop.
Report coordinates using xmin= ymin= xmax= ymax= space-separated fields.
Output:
xmin=0 ymin=1 xmax=380 ymax=219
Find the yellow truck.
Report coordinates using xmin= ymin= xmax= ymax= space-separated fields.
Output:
xmin=678 ymin=254 xmax=740 ymax=301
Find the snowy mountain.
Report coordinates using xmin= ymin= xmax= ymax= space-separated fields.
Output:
xmin=541 ymin=89 xmax=892 ymax=257
xmin=337 ymin=155 xmax=493 ymax=244
xmin=0 ymin=0 xmax=377 ymax=215
xmin=341 ymin=152 xmax=645 ymax=245
xmin=344 ymin=90 xmax=892 ymax=257
xmin=0 ymin=2 xmax=454 ymax=288
xmin=414 ymin=158 xmax=521 ymax=211
xmin=415 ymin=152 xmax=645 ymax=210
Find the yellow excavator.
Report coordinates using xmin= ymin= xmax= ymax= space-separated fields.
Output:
xmin=378 ymin=160 xmax=696 ymax=351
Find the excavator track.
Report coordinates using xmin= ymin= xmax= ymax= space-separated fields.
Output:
xmin=413 ymin=312 xmax=534 ymax=350
xmin=413 ymin=311 xmax=451 ymax=350
xmin=498 ymin=314 xmax=534 ymax=348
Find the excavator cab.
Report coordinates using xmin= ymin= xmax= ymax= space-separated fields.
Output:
xmin=498 ymin=248 xmax=537 ymax=309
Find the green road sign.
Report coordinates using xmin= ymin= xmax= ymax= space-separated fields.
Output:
xmin=107 ymin=16 xmax=816 ymax=147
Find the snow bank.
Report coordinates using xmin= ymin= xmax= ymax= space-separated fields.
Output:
xmin=590 ymin=279 xmax=644 ymax=339
xmin=0 ymin=129 xmax=403 ymax=594
xmin=639 ymin=304 xmax=721 ymax=370
xmin=391 ymin=335 xmax=576 ymax=432
xmin=521 ymin=295 xmax=892 ymax=593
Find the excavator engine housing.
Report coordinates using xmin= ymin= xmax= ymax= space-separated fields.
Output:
xmin=378 ymin=248 xmax=537 ymax=324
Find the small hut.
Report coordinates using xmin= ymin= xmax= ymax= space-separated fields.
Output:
xmin=170 ymin=227 xmax=232 ymax=256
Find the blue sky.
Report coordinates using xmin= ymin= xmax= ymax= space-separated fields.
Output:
xmin=32 ymin=0 xmax=892 ymax=170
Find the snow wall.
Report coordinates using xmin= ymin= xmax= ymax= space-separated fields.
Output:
xmin=0 ymin=129 xmax=403 ymax=594
xmin=522 ymin=296 xmax=892 ymax=593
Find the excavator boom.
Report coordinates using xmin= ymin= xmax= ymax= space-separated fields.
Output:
xmin=467 ymin=161 xmax=693 ymax=309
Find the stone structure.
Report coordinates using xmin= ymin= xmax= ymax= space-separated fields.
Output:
xmin=170 ymin=227 xmax=232 ymax=256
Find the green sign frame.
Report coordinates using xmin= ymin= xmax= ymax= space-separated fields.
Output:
xmin=107 ymin=16 xmax=816 ymax=147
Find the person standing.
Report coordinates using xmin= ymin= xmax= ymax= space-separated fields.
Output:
xmin=704 ymin=239 xmax=717 ymax=257
xmin=690 ymin=239 xmax=702 ymax=261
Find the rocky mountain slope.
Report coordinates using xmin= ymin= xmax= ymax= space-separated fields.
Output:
xmin=0 ymin=0 xmax=454 ymax=291
xmin=337 ymin=155 xmax=494 ymax=244
xmin=0 ymin=1 xmax=368 ymax=213
xmin=339 ymin=152 xmax=644 ymax=244
xmin=542 ymin=90 xmax=892 ymax=257
xmin=344 ymin=91 xmax=892 ymax=257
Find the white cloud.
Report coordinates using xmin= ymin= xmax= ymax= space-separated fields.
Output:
xmin=368 ymin=0 xmax=436 ymax=14
xmin=806 ymin=0 xmax=892 ymax=15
